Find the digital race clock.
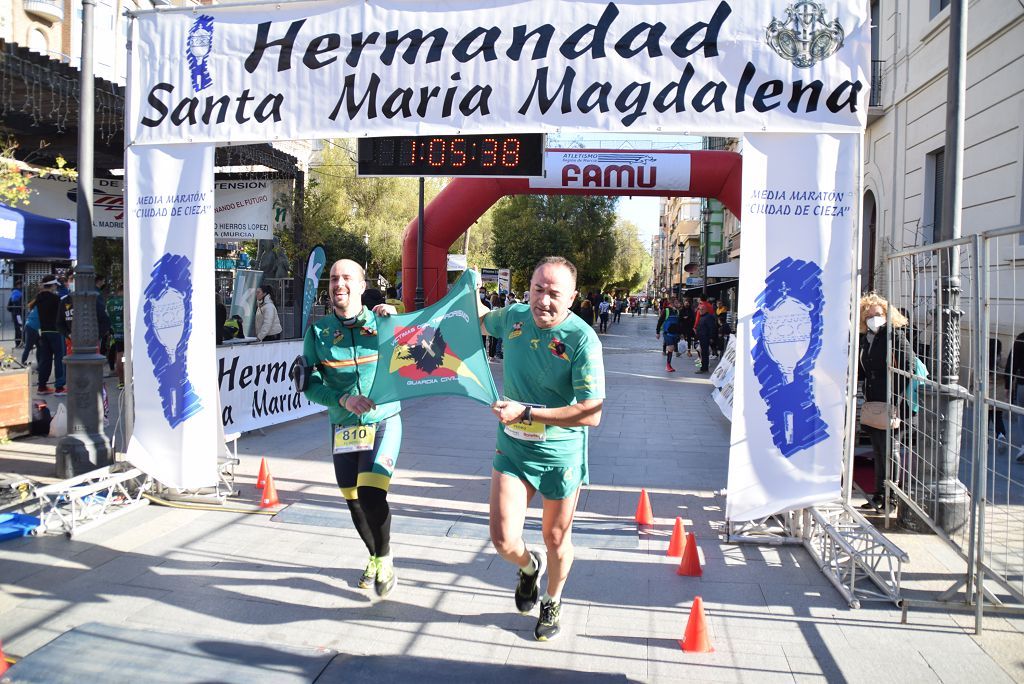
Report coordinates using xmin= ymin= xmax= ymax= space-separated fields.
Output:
xmin=357 ymin=134 xmax=545 ymax=178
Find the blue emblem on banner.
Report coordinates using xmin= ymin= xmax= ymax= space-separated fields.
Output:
xmin=187 ymin=15 xmax=214 ymax=92
xmin=751 ymin=258 xmax=827 ymax=456
xmin=143 ymin=253 xmax=202 ymax=428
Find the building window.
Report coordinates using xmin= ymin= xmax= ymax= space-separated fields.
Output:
xmin=930 ymin=0 xmax=950 ymax=18
xmin=924 ymin=148 xmax=945 ymax=244
xmin=28 ymin=28 xmax=47 ymax=55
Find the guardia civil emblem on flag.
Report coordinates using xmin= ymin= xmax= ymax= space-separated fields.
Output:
xmin=368 ymin=270 xmax=498 ymax=406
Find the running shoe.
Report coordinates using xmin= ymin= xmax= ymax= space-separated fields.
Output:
xmin=514 ymin=550 xmax=545 ymax=614
xmin=37 ymin=387 xmax=53 ymax=395
xmin=666 ymin=366 xmax=676 ymax=373
xmin=54 ymin=387 xmax=67 ymax=397
xmin=534 ymin=598 xmax=562 ymax=641
xmin=374 ymin=557 xmax=396 ymax=598
xmin=358 ymin=556 xmax=377 ymax=589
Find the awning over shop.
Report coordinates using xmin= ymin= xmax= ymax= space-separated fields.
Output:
xmin=707 ymin=261 xmax=739 ymax=278
xmin=0 ymin=202 xmax=77 ymax=259
xmin=681 ymin=278 xmax=738 ymax=298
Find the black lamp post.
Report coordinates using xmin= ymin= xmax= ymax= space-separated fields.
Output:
xmin=56 ymin=0 xmax=111 ymax=478
xmin=701 ymin=203 xmax=712 ymax=297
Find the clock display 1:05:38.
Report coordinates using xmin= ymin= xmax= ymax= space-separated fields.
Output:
xmin=356 ymin=133 xmax=545 ymax=177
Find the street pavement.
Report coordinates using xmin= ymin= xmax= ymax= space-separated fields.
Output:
xmin=1 ymin=311 xmax=1022 ymax=682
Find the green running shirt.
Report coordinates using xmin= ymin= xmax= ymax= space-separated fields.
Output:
xmin=302 ymin=307 xmax=400 ymax=427
xmin=484 ymin=303 xmax=605 ymax=443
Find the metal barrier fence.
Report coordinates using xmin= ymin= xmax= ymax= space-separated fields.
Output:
xmin=885 ymin=226 xmax=1024 ymax=631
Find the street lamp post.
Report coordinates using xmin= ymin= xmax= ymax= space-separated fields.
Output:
xmin=56 ymin=0 xmax=111 ymax=478
xmin=701 ymin=203 xmax=712 ymax=297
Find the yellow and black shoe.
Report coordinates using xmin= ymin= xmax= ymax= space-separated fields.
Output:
xmin=375 ymin=557 xmax=396 ymax=598
xmin=534 ymin=598 xmax=562 ymax=641
xmin=358 ymin=556 xmax=377 ymax=589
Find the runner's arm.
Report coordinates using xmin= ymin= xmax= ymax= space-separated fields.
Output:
xmin=301 ymin=327 xmax=343 ymax=409
xmin=492 ymin=399 xmax=603 ymax=428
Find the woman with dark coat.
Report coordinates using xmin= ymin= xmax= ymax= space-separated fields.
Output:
xmin=858 ymin=293 xmax=915 ymax=509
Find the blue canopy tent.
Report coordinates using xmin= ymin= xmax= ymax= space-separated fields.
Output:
xmin=0 ymin=202 xmax=77 ymax=260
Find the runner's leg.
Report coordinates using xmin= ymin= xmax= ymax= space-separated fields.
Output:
xmin=333 ymin=452 xmax=375 ymax=555
xmin=540 ymin=488 xmax=580 ymax=599
xmin=489 ymin=469 xmax=535 ymax=567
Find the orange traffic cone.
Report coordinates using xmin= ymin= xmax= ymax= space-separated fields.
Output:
xmin=0 ymin=640 xmax=9 ymax=675
xmin=666 ymin=517 xmax=687 ymax=557
xmin=260 ymin=473 xmax=280 ymax=508
xmin=676 ymin=532 xmax=702 ymax=576
xmin=635 ymin=489 xmax=654 ymax=525
xmin=256 ymin=458 xmax=270 ymax=489
xmin=678 ymin=596 xmax=714 ymax=653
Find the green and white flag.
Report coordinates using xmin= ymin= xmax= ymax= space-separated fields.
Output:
xmin=369 ymin=270 xmax=498 ymax=406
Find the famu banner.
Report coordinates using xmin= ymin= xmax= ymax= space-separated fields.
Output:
xmin=125 ymin=144 xmax=220 ymax=489
xmin=725 ymin=133 xmax=858 ymax=522
xmin=369 ymin=270 xmax=498 ymax=406
xmin=127 ymin=0 xmax=869 ymax=145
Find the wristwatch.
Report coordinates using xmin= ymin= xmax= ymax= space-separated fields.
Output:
xmin=522 ymin=405 xmax=533 ymax=425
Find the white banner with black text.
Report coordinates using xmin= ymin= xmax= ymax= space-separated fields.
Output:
xmin=725 ymin=133 xmax=858 ymax=522
xmin=217 ymin=340 xmax=325 ymax=434
xmin=128 ymin=0 xmax=869 ymax=145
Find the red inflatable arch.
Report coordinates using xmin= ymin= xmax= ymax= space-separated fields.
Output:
xmin=401 ymin=149 xmax=742 ymax=308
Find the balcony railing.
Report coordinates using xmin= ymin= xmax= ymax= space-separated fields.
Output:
xmin=870 ymin=60 xmax=884 ymax=108
xmin=23 ymin=0 xmax=64 ymax=22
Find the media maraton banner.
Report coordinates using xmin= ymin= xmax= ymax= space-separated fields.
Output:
xmin=369 ymin=270 xmax=498 ymax=406
xmin=128 ymin=0 xmax=869 ymax=144
xmin=26 ymin=175 xmax=288 ymax=241
xmin=725 ymin=133 xmax=858 ymax=522
xmin=125 ymin=144 xmax=221 ymax=488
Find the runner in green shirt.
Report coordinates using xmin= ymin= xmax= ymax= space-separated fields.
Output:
xmin=482 ymin=256 xmax=605 ymax=641
xmin=302 ymin=259 xmax=401 ymax=598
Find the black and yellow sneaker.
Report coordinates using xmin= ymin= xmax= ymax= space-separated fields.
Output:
xmin=375 ymin=557 xmax=396 ymax=598
xmin=534 ymin=598 xmax=562 ymax=641
xmin=358 ymin=556 xmax=377 ymax=589
xmin=514 ymin=550 xmax=545 ymax=614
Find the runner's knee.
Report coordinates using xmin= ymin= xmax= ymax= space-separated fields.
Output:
xmin=542 ymin=524 xmax=573 ymax=552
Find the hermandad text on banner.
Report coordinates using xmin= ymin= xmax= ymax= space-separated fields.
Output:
xmin=128 ymin=0 xmax=870 ymax=144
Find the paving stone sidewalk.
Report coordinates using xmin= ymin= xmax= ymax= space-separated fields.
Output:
xmin=0 ymin=311 xmax=1022 ymax=682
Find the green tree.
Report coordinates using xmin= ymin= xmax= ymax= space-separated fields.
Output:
xmin=490 ymin=195 xmax=618 ymax=292
xmin=606 ymin=219 xmax=653 ymax=293
xmin=297 ymin=140 xmax=443 ymax=283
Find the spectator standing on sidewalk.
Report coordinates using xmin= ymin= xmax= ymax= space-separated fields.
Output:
xmin=34 ymin=277 xmax=65 ymax=395
xmin=483 ymin=256 xmax=605 ymax=641
xmin=858 ymin=293 xmax=915 ymax=509
xmin=20 ymin=297 xmax=40 ymax=366
xmin=679 ymin=299 xmax=696 ymax=358
xmin=301 ymin=259 xmax=401 ymax=598
xmin=1005 ymin=331 xmax=1024 ymax=463
xmin=578 ymin=299 xmax=595 ymax=327
xmin=597 ymin=296 xmax=611 ymax=333
xmin=254 ymin=285 xmax=283 ymax=342
xmin=7 ymin=279 xmax=23 ymax=347
xmin=695 ymin=299 xmax=719 ymax=374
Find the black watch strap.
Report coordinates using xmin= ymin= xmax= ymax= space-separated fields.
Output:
xmin=523 ymin=405 xmax=533 ymax=425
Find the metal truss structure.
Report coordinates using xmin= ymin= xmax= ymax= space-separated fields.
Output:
xmin=728 ymin=502 xmax=907 ymax=609
xmin=802 ymin=503 xmax=908 ymax=608
xmin=34 ymin=464 xmax=152 ymax=538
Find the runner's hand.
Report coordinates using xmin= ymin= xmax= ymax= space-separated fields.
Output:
xmin=373 ymin=304 xmax=397 ymax=317
xmin=343 ymin=394 xmax=376 ymax=414
xmin=491 ymin=400 xmax=526 ymax=425
xmin=656 ymin=332 xmax=660 ymax=339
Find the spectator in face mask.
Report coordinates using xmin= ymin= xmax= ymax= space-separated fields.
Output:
xmin=857 ymin=293 xmax=915 ymax=510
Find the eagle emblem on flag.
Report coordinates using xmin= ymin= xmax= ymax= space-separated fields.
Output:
xmin=389 ymin=324 xmax=485 ymax=390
